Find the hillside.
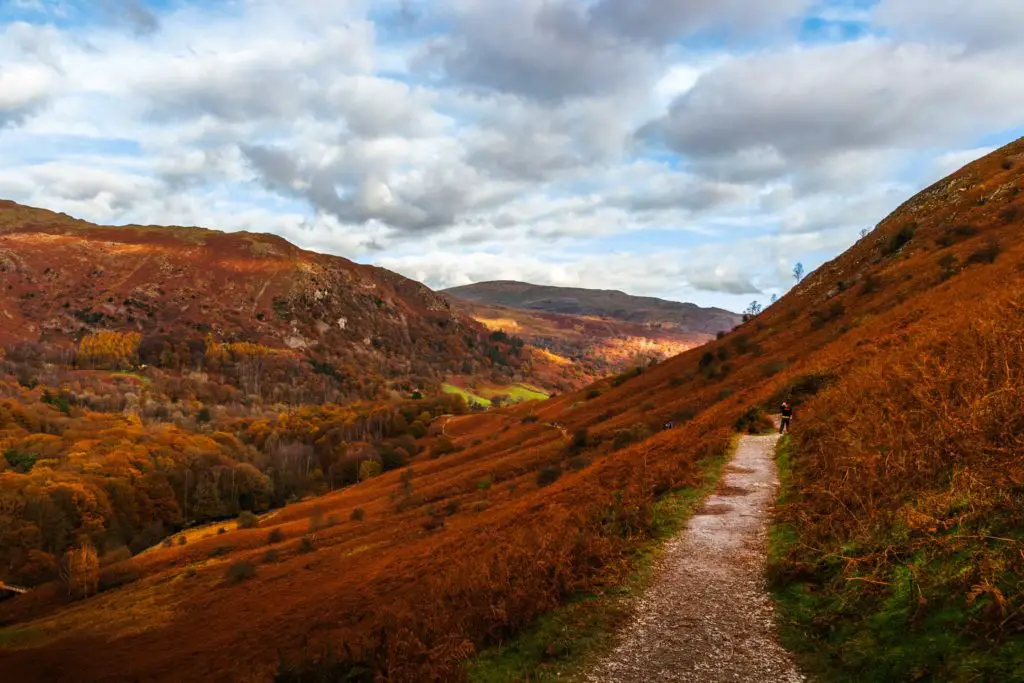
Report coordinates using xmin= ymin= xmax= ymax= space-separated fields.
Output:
xmin=1 ymin=139 xmax=1023 ymax=682
xmin=447 ymin=298 xmax=709 ymax=388
xmin=0 ymin=200 xmax=540 ymax=401
xmin=444 ymin=281 xmax=740 ymax=386
xmin=442 ymin=281 xmax=741 ymax=334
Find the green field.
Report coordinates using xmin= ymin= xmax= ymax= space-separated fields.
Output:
xmin=443 ymin=383 xmax=549 ymax=408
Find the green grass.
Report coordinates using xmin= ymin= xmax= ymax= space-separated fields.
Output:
xmin=465 ymin=445 xmax=732 ymax=682
xmin=768 ymin=438 xmax=1024 ymax=683
xmin=444 ymin=383 xmax=549 ymax=407
xmin=442 ymin=383 xmax=489 ymax=407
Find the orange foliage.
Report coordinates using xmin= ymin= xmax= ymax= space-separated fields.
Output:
xmin=77 ymin=331 xmax=141 ymax=369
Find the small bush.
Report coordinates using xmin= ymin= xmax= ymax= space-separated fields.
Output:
xmin=569 ymin=428 xmax=589 ymax=454
xmin=1002 ymin=205 xmax=1020 ymax=224
xmin=760 ymin=360 xmax=786 ymax=377
xmin=521 ymin=414 xmax=539 ymax=424
xmin=735 ymin=407 xmax=773 ymax=435
xmin=860 ymin=274 xmax=882 ymax=296
xmin=443 ymin=500 xmax=461 ymax=516
xmin=939 ymin=253 xmax=960 ymax=280
xmin=298 ymin=536 xmax=316 ymax=553
xmin=612 ymin=423 xmax=653 ymax=450
xmin=430 ymin=437 xmax=458 ymax=458
xmin=537 ymin=467 xmax=562 ymax=487
xmin=1002 ymin=158 xmax=1014 ymax=170
xmin=237 ymin=511 xmax=259 ymax=529
xmin=225 ymin=561 xmax=256 ymax=584
xmin=882 ymin=223 xmax=916 ymax=255
xmin=477 ymin=477 xmax=492 ymax=491
xmin=350 ymin=507 xmax=366 ymax=521
xmin=966 ymin=240 xmax=1001 ymax=265
xmin=267 ymin=528 xmax=284 ymax=544
xmin=585 ymin=389 xmax=601 ymax=400
xmin=208 ymin=545 xmax=233 ymax=558
xmin=162 ymin=537 xmax=174 ymax=548
xmin=177 ymin=535 xmax=187 ymax=545
xmin=935 ymin=224 xmax=979 ymax=248
xmin=611 ymin=367 xmax=643 ymax=387
xmin=262 ymin=549 xmax=279 ymax=563
xmin=568 ymin=456 xmax=589 ymax=471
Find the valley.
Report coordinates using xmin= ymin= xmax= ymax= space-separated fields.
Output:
xmin=0 ymin=139 xmax=1021 ymax=682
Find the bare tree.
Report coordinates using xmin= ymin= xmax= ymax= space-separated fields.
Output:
xmin=793 ymin=262 xmax=805 ymax=282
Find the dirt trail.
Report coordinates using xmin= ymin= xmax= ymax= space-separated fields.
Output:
xmin=585 ymin=433 xmax=803 ymax=683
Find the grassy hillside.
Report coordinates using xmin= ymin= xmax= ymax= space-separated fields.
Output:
xmin=1 ymin=139 xmax=1022 ymax=682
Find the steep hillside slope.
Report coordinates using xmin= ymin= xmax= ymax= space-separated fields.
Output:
xmin=1 ymin=140 xmax=1022 ymax=682
xmin=0 ymin=201 xmax=534 ymax=400
xmin=443 ymin=281 xmax=740 ymax=334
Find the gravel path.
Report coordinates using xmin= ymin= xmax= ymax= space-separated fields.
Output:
xmin=585 ymin=433 xmax=803 ymax=683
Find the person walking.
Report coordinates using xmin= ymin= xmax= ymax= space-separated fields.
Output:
xmin=780 ymin=401 xmax=793 ymax=434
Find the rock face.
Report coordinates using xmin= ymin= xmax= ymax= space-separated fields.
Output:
xmin=0 ymin=200 xmax=484 ymax=384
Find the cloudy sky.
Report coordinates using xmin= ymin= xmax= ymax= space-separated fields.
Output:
xmin=1 ymin=1 xmax=1022 ymax=311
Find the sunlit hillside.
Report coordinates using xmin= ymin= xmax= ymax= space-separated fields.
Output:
xmin=1 ymin=139 xmax=1023 ymax=682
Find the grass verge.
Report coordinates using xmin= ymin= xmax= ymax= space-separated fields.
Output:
xmin=464 ymin=443 xmax=733 ymax=682
xmin=768 ymin=437 xmax=1024 ymax=683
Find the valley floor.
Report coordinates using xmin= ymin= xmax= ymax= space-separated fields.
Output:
xmin=585 ymin=432 xmax=802 ymax=682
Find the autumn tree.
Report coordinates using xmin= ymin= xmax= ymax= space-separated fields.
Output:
xmin=60 ymin=542 xmax=99 ymax=599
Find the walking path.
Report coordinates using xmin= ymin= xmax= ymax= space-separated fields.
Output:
xmin=585 ymin=432 xmax=803 ymax=682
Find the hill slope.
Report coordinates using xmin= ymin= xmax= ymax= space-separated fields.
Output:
xmin=443 ymin=281 xmax=741 ymax=334
xmin=0 ymin=200 xmax=535 ymax=401
xmin=1 ymin=139 xmax=1022 ymax=682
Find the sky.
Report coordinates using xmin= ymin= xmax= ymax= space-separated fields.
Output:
xmin=1 ymin=1 xmax=1022 ymax=312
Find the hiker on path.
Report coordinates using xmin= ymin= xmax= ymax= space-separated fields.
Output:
xmin=780 ymin=402 xmax=793 ymax=434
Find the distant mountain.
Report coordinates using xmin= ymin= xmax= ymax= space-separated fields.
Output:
xmin=442 ymin=281 xmax=741 ymax=335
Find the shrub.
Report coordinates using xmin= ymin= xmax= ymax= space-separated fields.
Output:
xmin=267 ymin=528 xmax=284 ymax=544
xmin=882 ymin=223 xmax=916 ymax=255
xmin=298 ymin=536 xmax=315 ymax=553
xmin=477 ymin=477 xmax=492 ymax=491
xmin=430 ymin=437 xmax=458 ymax=459
xmin=939 ymin=253 xmax=960 ymax=280
xmin=208 ymin=546 xmax=233 ymax=558
xmin=536 ymin=467 xmax=562 ymax=487
xmin=611 ymin=367 xmax=643 ymax=387
xmin=262 ymin=549 xmax=279 ymax=563
xmin=237 ymin=511 xmax=259 ymax=529
xmin=350 ymin=507 xmax=366 ymax=521
xmin=585 ymin=389 xmax=601 ymax=400
xmin=859 ymin=274 xmax=882 ymax=296
xmin=767 ymin=373 xmax=836 ymax=408
xmin=225 ymin=561 xmax=256 ymax=584
xmin=521 ymin=414 xmax=539 ymax=424
xmin=1002 ymin=158 xmax=1014 ymax=170
xmin=1002 ymin=205 xmax=1020 ymax=224
xmin=217 ymin=527 xmax=226 ymax=535
xmin=443 ymin=501 xmax=460 ymax=516
xmin=569 ymin=428 xmax=589 ymax=454
xmin=966 ymin=240 xmax=1001 ymax=265
xmin=162 ymin=537 xmax=174 ymax=548
xmin=935 ymin=224 xmax=979 ymax=248
xmin=612 ymin=423 xmax=653 ymax=450
xmin=568 ymin=456 xmax=589 ymax=471
xmin=760 ymin=360 xmax=786 ymax=377
xmin=735 ymin=407 xmax=773 ymax=435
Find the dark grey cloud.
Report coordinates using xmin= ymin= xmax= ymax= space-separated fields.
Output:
xmin=687 ymin=274 xmax=761 ymax=295
xmin=102 ymin=0 xmax=160 ymax=36
xmin=423 ymin=0 xmax=812 ymax=102
xmin=420 ymin=0 xmax=651 ymax=102
xmin=590 ymin=0 xmax=811 ymax=44
xmin=242 ymin=143 xmax=496 ymax=233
